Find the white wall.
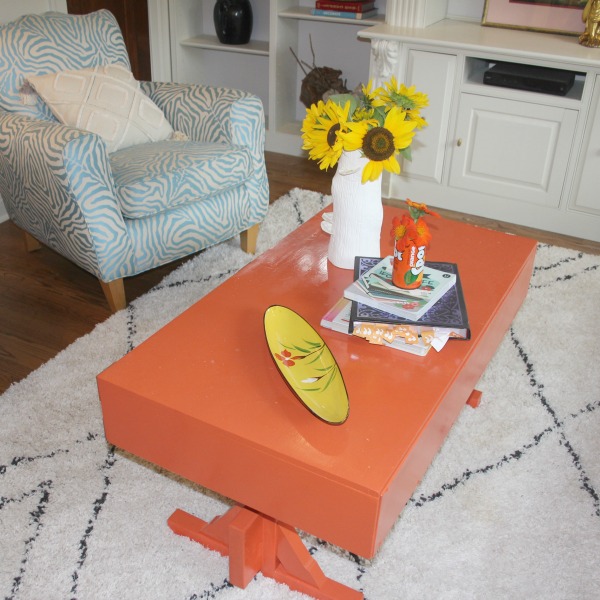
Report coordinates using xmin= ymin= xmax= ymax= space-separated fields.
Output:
xmin=0 ymin=0 xmax=66 ymax=23
xmin=447 ymin=0 xmax=485 ymax=21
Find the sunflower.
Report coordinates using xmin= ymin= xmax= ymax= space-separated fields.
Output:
xmin=361 ymin=80 xmax=378 ymax=105
xmin=301 ymin=99 xmax=350 ymax=170
xmin=301 ymin=76 xmax=428 ymax=183
xmin=375 ymin=77 xmax=429 ymax=129
xmin=339 ymin=106 xmax=417 ymax=183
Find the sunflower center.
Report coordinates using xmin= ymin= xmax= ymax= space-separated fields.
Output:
xmin=363 ymin=127 xmax=395 ymax=162
xmin=327 ymin=123 xmax=340 ymax=148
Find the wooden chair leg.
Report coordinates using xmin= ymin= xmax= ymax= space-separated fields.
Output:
xmin=240 ymin=223 xmax=260 ymax=254
xmin=100 ymin=278 xmax=126 ymax=313
xmin=23 ymin=230 xmax=42 ymax=252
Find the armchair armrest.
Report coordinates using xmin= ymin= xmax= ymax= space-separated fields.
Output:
xmin=0 ymin=113 xmax=134 ymax=281
xmin=140 ymin=82 xmax=266 ymax=164
xmin=142 ymin=81 xmax=269 ymax=226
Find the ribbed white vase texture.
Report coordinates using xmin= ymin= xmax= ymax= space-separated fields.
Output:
xmin=327 ymin=150 xmax=383 ymax=269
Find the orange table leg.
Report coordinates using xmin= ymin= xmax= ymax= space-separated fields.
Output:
xmin=467 ymin=389 xmax=483 ymax=408
xmin=168 ymin=506 xmax=363 ymax=600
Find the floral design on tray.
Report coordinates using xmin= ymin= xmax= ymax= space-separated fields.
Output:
xmin=274 ymin=340 xmax=340 ymax=393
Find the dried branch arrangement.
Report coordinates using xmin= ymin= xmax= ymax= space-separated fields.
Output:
xmin=290 ymin=36 xmax=350 ymax=107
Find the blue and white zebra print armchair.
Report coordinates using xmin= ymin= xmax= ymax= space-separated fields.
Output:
xmin=0 ymin=10 xmax=269 ymax=311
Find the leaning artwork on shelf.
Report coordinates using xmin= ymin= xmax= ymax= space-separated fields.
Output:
xmin=482 ymin=0 xmax=587 ymax=35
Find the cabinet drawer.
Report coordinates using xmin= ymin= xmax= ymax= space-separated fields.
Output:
xmin=449 ymin=94 xmax=578 ymax=207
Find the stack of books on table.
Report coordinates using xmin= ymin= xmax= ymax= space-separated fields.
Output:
xmin=311 ymin=1 xmax=379 ymax=20
xmin=321 ymin=256 xmax=470 ymax=356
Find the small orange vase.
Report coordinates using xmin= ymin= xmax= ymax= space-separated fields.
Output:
xmin=392 ymin=241 xmax=426 ymax=289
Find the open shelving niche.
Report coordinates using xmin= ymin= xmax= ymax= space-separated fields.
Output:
xmin=462 ymin=56 xmax=586 ymax=105
xmin=170 ymin=0 xmax=386 ymax=156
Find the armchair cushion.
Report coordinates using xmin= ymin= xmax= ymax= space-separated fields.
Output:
xmin=110 ymin=140 xmax=253 ymax=219
xmin=27 ymin=64 xmax=173 ymax=153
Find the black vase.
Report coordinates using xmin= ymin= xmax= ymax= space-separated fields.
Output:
xmin=213 ymin=0 xmax=253 ymax=45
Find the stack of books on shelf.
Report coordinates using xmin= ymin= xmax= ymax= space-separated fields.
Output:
xmin=311 ymin=0 xmax=379 ymax=20
xmin=321 ymin=256 xmax=470 ymax=356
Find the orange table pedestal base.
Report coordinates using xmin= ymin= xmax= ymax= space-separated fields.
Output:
xmin=168 ymin=506 xmax=363 ymax=600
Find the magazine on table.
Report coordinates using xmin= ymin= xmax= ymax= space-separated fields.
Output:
xmin=320 ymin=297 xmax=433 ymax=356
xmin=359 ymin=255 xmax=456 ymax=302
xmin=349 ymin=257 xmax=471 ymax=339
xmin=344 ymin=257 xmax=457 ymax=321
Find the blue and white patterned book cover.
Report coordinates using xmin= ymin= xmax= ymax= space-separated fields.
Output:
xmin=349 ymin=257 xmax=471 ymax=338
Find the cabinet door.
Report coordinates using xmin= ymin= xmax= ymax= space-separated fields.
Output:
xmin=449 ymin=94 xmax=578 ymax=207
xmin=402 ymin=50 xmax=456 ymax=183
xmin=571 ymin=74 xmax=600 ymax=215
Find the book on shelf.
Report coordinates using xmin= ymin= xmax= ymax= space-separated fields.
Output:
xmin=320 ymin=297 xmax=433 ymax=356
xmin=349 ymin=257 xmax=471 ymax=339
xmin=315 ymin=1 xmax=376 ymax=12
xmin=310 ymin=8 xmax=379 ymax=19
xmin=344 ymin=256 xmax=457 ymax=321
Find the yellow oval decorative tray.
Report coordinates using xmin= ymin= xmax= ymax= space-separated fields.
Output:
xmin=264 ymin=305 xmax=349 ymax=425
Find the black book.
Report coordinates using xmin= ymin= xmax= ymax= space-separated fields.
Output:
xmin=349 ymin=257 xmax=471 ymax=339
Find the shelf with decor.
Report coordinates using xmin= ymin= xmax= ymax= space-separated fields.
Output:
xmin=278 ymin=5 xmax=385 ymax=26
xmin=168 ymin=0 xmax=271 ymax=139
xmin=461 ymin=56 xmax=586 ymax=106
xmin=165 ymin=0 xmax=387 ymax=156
xmin=270 ymin=1 xmax=386 ymax=154
xmin=180 ymin=35 xmax=269 ymax=56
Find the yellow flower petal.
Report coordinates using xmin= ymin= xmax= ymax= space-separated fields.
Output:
xmin=361 ymin=159 xmax=384 ymax=183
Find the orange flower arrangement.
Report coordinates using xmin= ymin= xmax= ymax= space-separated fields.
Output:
xmin=391 ymin=199 xmax=440 ymax=248
xmin=390 ymin=199 xmax=440 ymax=288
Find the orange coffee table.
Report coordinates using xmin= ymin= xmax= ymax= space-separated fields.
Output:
xmin=97 ymin=206 xmax=537 ymax=599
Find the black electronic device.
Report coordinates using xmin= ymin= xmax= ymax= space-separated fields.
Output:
xmin=483 ymin=62 xmax=575 ymax=96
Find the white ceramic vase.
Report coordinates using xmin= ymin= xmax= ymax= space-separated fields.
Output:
xmin=324 ymin=150 xmax=383 ymax=269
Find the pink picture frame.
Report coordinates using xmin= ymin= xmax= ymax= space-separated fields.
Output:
xmin=482 ymin=0 xmax=587 ymax=36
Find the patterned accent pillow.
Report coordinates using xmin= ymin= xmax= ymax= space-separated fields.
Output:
xmin=27 ymin=63 xmax=173 ymax=153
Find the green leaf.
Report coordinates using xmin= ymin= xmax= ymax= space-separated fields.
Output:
xmin=400 ymin=145 xmax=412 ymax=162
xmin=329 ymin=94 xmax=357 ymax=116
xmin=408 ymin=206 xmax=420 ymax=221
xmin=306 ymin=346 xmax=326 ymax=365
xmin=372 ymin=105 xmax=387 ymax=127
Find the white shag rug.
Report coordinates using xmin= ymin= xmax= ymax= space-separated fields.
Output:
xmin=1 ymin=188 xmax=599 ymax=600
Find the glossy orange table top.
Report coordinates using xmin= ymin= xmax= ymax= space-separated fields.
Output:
xmin=97 ymin=206 xmax=537 ymax=558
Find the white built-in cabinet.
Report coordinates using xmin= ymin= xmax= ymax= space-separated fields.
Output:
xmin=161 ymin=4 xmax=599 ymax=242
xmin=361 ymin=20 xmax=600 ymax=242
xmin=448 ymin=94 xmax=578 ymax=207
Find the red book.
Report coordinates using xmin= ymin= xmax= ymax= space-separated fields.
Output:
xmin=315 ymin=1 xmax=376 ymax=12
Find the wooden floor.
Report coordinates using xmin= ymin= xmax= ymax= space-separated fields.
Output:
xmin=1 ymin=151 xmax=598 ymax=394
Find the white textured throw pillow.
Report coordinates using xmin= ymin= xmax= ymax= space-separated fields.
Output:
xmin=27 ymin=64 xmax=173 ymax=153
